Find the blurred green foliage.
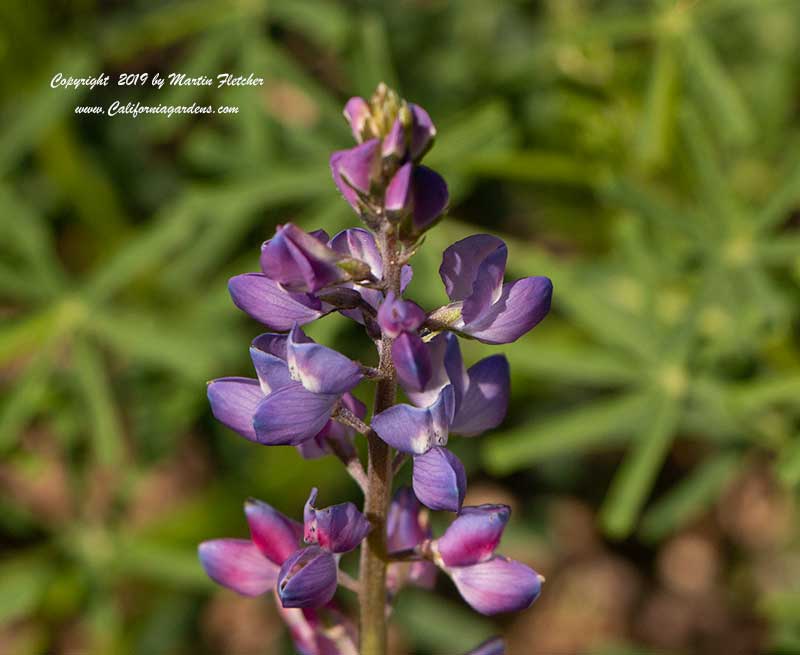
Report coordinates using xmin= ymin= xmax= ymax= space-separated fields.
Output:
xmin=1 ymin=0 xmax=799 ymax=653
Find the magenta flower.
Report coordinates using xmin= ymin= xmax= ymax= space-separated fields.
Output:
xmin=199 ymin=493 xmax=370 ymax=611
xmin=431 ymin=505 xmax=543 ymax=615
xmin=436 ymin=234 xmax=553 ymax=344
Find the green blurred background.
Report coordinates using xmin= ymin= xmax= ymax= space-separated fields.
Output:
xmin=1 ymin=0 xmax=799 ymax=653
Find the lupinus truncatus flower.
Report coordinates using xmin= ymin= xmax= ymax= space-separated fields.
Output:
xmin=207 ymin=327 xmax=365 ymax=455
xmin=429 ymin=505 xmax=543 ymax=615
xmin=432 ymin=234 xmax=553 ymax=344
xmin=200 ymin=84 xmax=552 ymax=655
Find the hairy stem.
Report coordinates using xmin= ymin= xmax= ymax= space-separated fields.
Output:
xmin=359 ymin=226 xmax=401 ymax=655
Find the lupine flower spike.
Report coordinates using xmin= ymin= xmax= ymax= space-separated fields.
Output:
xmin=199 ymin=83 xmax=552 ymax=655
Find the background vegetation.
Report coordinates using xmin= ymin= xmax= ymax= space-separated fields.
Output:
xmin=1 ymin=0 xmax=799 ymax=653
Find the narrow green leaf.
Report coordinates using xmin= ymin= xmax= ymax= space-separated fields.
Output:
xmin=0 ymin=346 xmax=53 ymax=453
xmin=483 ymin=392 xmax=650 ymax=474
xmin=72 ymin=338 xmax=125 ymax=465
xmin=682 ymin=30 xmax=754 ymax=146
xmin=86 ymin=308 xmax=217 ymax=381
xmin=639 ymin=451 xmax=742 ymax=541
xmin=600 ymin=392 xmax=681 ymax=538
xmin=0 ymin=555 xmax=52 ymax=623
xmin=635 ymin=36 xmax=679 ymax=171
xmin=355 ymin=13 xmax=398 ymax=94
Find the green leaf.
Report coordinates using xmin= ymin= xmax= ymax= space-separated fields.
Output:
xmin=72 ymin=337 xmax=125 ymax=465
xmin=635 ymin=35 xmax=679 ymax=171
xmin=0 ymin=555 xmax=52 ymax=623
xmin=0 ymin=346 xmax=53 ymax=453
xmin=483 ymin=392 xmax=651 ymax=474
xmin=639 ymin=451 xmax=742 ymax=541
xmin=600 ymin=392 xmax=681 ymax=538
xmin=777 ymin=434 xmax=800 ymax=487
xmin=682 ymin=30 xmax=755 ymax=146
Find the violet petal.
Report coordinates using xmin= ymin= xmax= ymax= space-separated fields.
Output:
xmin=228 ymin=274 xmax=325 ymax=331
xmin=252 ymin=383 xmax=339 ymax=446
xmin=277 ymin=546 xmax=338 ymax=609
xmin=451 ymin=355 xmax=510 ymax=437
xmin=412 ymin=446 xmax=466 ymax=512
xmin=436 ymin=505 xmax=511 ymax=567
xmin=207 ymin=377 xmax=262 ymax=442
xmin=287 ymin=324 xmax=362 ymax=395
xmin=372 ymin=385 xmax=454 ymax=454
xmin=448 ymin=557 xmax=542 ymax=615
xmin=304 ymin=488 xmax=371 ymax=554
xmin=460 ymin=277 xmax=553 ymax=344
xmin=392 ymin=332 xmax=432 ymax=393
xmin=198 ymin=539 xmax=278 ymax=597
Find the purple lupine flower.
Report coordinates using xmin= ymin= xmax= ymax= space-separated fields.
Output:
xmin=405 ymin=332 xmax=511 ymax=437
xmin=430 ymin=505 xmax=543 ymax=615
xmin=200 ymin=494 xmax=369 ymax=611
xmin=304 ymin=488 xmax=372 ymax=553
xmin=198 ymin=498 xmax=302 ymax=597
xmin=329 ymin=228 xmax=413 ymax=325
xmin=435 ymin=234 xmax=553 ymax=344
xmin=371 ymin=386 xmax=466 ymax=511
xmin=276 ymin=488 xmax=371 ymax=608
xmin=386 ymin=487 xmax=437 ymax=592
xmin=259 ymin=223 xmax=371 ymax=293
xmin=207 ymin=327 xmax=362 ymax=448
xmin=376 ymin=291 xmax=425 ymax=338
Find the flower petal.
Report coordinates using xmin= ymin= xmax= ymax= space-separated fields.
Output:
xmin=387 ymin=486 xmax=431 ymax=553
xmin=448 ymin=557 xmax=542 ymax=615
xmin=439 ymin=234 xmax=507 ymax=303
xmin=385 ymin=162 xmax=413 ymax=219
xmin=343 ymin=96 xmax=370 ymax=142
xmin=411 ymin=166 xmax=448 ymax=233
xmin=250 ymin=334 xmax=292 ymax=394
xmin=278 ymin=546 xmax=338 ymax=608
xmin=462 ymin=244 xmax=508 ymax=324
xmin=260 ymin=223 xmax=353 ymax=293
xmin=330 ymin=140 xmax=380 ymax=212
xmin=329 ymin=228 xmax=383 ymax=279
xmin=406 ymin=332 xmax=466 ymax=409
xmin=377 ymin=291 xmax=426 ymax=338
xmin=372 ymin=385 xmax=454 ymax=454
xmin=392 ymin=332 xmax=432 ymax=393
xmin=229 ymin=274 xmax=325 ymax=331
xmin=198 ymin=539 xmax=278 ymax=596
xmin=382 ymin=117 xmax=407 ymax=160
xmin=207 ymin=377 xmax=262 ymax=442
xmin=409 ymin=103 xmax=436 ymax=161
xmin=451 ymin=355 xmax=510 ymax=437
xmin=304 ymin=488 xmax=371 ymax=554
xmin=412 ymin=446 xmax=466 ymax=512
xmin=460 ymin=277 xmax=553 ymax=344
xmin=435 ymin=505 xmax=510 ymax=567
xmin=287 ymin=325 xmax=362 ymax=395
xmin=252 ymin=383 xmax=338 ymax=446
xmin=245 ymin=498 xmax=303 ymax=566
